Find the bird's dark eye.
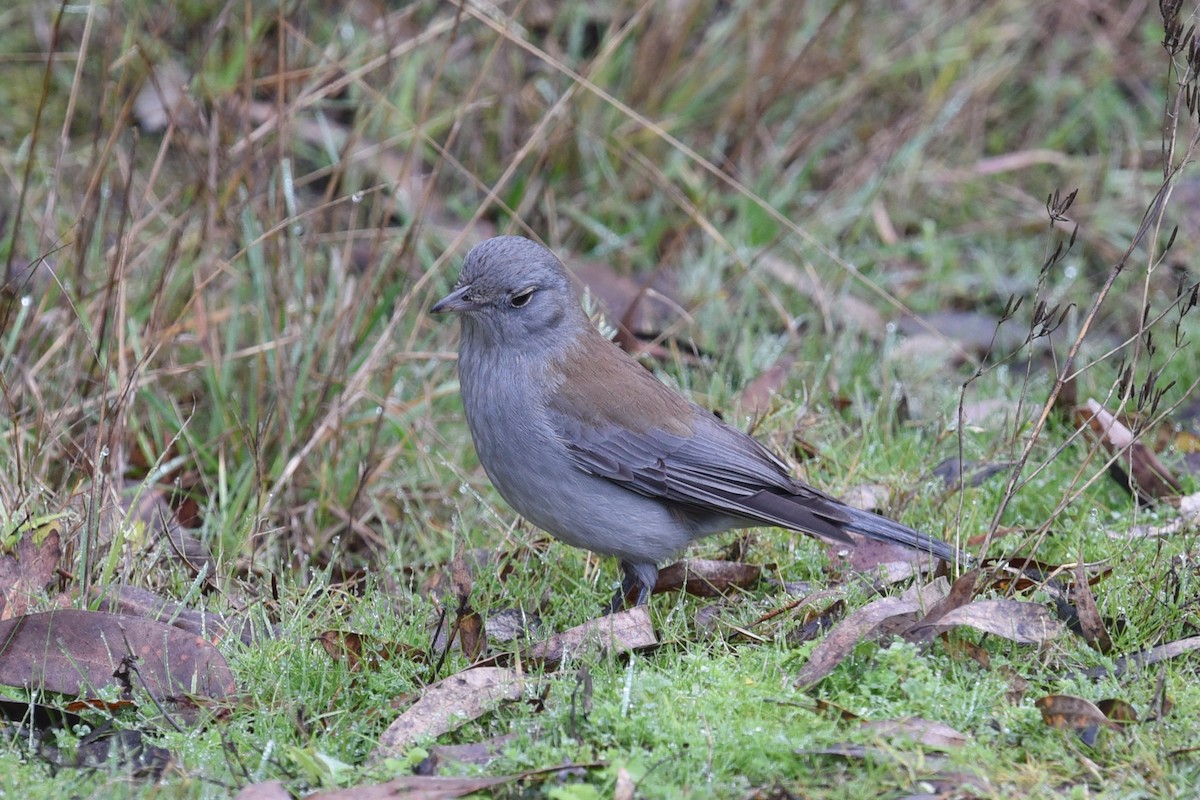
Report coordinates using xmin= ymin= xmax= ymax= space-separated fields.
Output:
xmin=510 ymin=288 xmax=535 ymax=308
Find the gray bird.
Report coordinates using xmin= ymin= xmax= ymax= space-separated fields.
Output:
xmin=433 ymin=236 xmax=963 ymax=611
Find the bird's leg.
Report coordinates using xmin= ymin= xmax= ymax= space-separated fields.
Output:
xmin=608 ymin=561 xmax=659 ymax=613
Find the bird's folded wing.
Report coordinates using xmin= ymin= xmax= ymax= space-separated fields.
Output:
xmin=547 ymin=404 xmax=858 ymax=543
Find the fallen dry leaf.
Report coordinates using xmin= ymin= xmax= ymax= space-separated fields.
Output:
xmin=309 ymin=763 xmax=603 ymax=800
xmin=861 ymin=717 xmax=971 ymax=750
xmin=794 ymin=582 xmax=949 ymax=689
xmin=735 ymin=354 xmax=796 ymax=417
xmin=1036 ymin=694 xmax=1121 ymax=744
xmin=784 ymin=600 xmax=845 ymax=646
xmin=902 ymin=569 xmax=984 ymax=645
xmin=654 ymin=558 xmax=761 ymax=598
xmin=1072 ymin=560 xmax=1112 ymax=654
xmin=233 ymin=781 xmax=292 ymax=800
xmin=90 ymin=584 xmax=265 ymax=646
xmin=1096 ymin=698 xmax=1139 ymax=724
xmin=0 ymin=526 xmax=62 ymax=620
xmin=314 ymin=630 xmax=426 ymax=672
xmin=906 ymin=599 xmax=1065 ymax=644
xmin=760 ymin=255 xmax=885 ymax=337
xmin=0 ymin=609 xmax=236 ymax=703
xmin=474 ymin=606 xmax=657 ymax=669
xmin=375 ymin=667 xmax=524 ymax=756
xmin=931 ymin=457 xmax=1015 ymax=489
xmin=1077 ymin=399 xmax=1183 ymax=503
xmin=416 ymin=734 xmax=517 ymax=775
xmin=831 ymin=533 xmax=945 ymax=578
xmin=1083 ymin=635 xmax=1200 ymax=679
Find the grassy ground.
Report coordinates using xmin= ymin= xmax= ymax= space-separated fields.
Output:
xmin=2 ymin=0 xmax=1200 ymax=797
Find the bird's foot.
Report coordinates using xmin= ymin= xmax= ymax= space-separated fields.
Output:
xmin=607 ymin=561 xmax=659 ymax=614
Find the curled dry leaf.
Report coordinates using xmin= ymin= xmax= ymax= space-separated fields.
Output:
xmin=1096 ymin=698 xmax=1139 ymax=724
xmin=375 ymin=666 xmax=525 ymax=756
xmin=903 ymin=569 xmax=984 ymax=645
xmin=1071 ymin=560 xmax=1112 ymax=654
xmin=1036 ymin=694 xmax=1122 ymax=744
xmin=1077 ymin=399 xmax=1182 ymax=503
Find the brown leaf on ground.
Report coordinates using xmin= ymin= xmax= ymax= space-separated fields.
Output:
xmin=59 ymin=728 xmax=172 ymax=778
xmin=903 ymin=569 xmax=984 ymax=644
xmin=1036 ymin=695 xmax=1121 ymax=744
xmin=906 ymin=599 xmax=1065 ymax=644
xmin=941 ymin=632 xmax=992 ymax=668
xmin=1071 ymin=560 xmax=1112 ymax=654
xmin=1096 ymin=698 xmax=1139 ymax=724
xmin=0 ymin=610 xmax=236 ymax=702
xmin=515 ymin=606 xmax=657 ymax=668
xmin=233 ymin=781 xmax=292 ymax=800
xmin=1000 ymin=666 xmax=1030 ymax=704
xmin=931 ymin=457 xmax=1016 ymax=489
xmin=861 ymin=717 xmax=971 ymax=750
xmin=313 ymin=775 xmax=512 ymax=800
xmin=482 ymin=608 xmax=542 ymax=644
xmin=573 ymin=257 xmax=680 ymax=344
xmin=440 ymin=552 xmax=486 ymax=661
xmin=734 ymin=354 xmax=796 ymax=417
xmin=375 ymin=666 xmax=525 ymax=756
xmin=1083 ymin=635 xmax=1200 ymax=679
xmin=830 ymin=533 xmax=944 ymax=583
xmin=456 ymin=606 xmax=486 ymax=662
xmin=654 ymin=558 xmax=761 ymax=598
xmin=0 ymin=526 xmax=62 ymax=620
xmin=794 ymin=582 xmax=949 ymax=689
xmin=1076 ymin=399 xmax=1183 ymax=503
xmin=760 ymin=255 xmax=885 ymax=337
xmin=90 ymin=584 xmax=266 ymax=646
xmin=784 ymin=600 xmax=845 ymax=646
xmin=415 ymin=734 xmax=517 ymax=775
xmin=310 ymin=763 xmax=604 ymax=800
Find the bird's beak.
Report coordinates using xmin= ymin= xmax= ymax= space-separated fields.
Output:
xmin=431 ymin=284 xmax=478 ymax=314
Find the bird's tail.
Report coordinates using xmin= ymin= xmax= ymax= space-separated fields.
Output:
xmin=842 ymin=505 xmax=965 ymax=563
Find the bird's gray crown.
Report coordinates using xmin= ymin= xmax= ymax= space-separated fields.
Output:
xmin=448 ymin=235 xmax=585 ymax=349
